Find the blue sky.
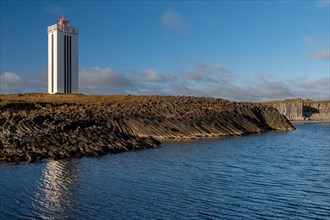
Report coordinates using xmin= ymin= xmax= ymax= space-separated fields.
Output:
xmin=1 ymin=0 xmax=329 ymax=101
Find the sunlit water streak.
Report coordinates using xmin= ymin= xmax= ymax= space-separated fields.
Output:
xmin=0 ymin=123 xmax=329 ymax=219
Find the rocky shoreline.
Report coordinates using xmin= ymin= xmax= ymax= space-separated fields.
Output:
xmin=0 ymin=95 xmax=295 ymax=163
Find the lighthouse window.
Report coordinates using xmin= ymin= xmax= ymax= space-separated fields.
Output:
xmin=69 ymin=36 xmax=72 ymax=93
xmin=64 ymin=35 xmax=67 ymax=93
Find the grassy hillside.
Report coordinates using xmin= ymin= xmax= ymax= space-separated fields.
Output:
xmin=0 ymin=93 xmax=170 ymax=106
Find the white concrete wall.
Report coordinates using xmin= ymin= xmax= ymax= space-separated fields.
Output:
xmin=48 ymin=33 xmax=52 ymax=94
xmin=53 ymin=31 xmax=58 ymax=93
xmin=56 ymin=31 xmax=65 ymax=93
xmin=71 ymin=34 xmax=78 ymax=93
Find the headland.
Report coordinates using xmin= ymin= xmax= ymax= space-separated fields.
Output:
xmin=1 ymin=94 xmax=295 ymax=163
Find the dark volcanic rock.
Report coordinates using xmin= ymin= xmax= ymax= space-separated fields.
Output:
xmin=0 ymin=96 xmax=294 ymax=163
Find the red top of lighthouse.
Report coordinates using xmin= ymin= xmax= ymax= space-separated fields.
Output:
xmin=48 ymin=17 xmax=77 ymax=34
xmin=58 ymin=17 xmax=69 ymax=25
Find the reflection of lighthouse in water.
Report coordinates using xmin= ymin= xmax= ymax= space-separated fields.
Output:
xmin=33 ymin=160 xmax=79 ymax=219
xmin=48 ymin=17 xmax=78 ymax=94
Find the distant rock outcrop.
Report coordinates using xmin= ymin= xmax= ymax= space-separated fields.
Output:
xmin=269 ymin=99 xmax=330 ymax=122
xmin=304 ymin=100 xmax=330 ymax=122
xmin=0 ymin=95 xmax=295 ymax=163
xmin=271 ymin=99 xmax=304 ymax=121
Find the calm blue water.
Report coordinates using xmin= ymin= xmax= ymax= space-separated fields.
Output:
xmin=1 ymin=123 xmax=329 ymax=219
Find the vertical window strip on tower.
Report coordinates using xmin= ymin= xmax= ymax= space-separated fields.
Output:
xmin=64 ymin=35 xmax=67 ymax=93
xmin=69 ymin=36 xmax=72 ymax=93
xmin=66 ymin=35 xmax=68 ymax=93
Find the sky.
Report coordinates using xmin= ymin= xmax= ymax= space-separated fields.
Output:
xmin=0 ymin=0 xmax=329 ymax=101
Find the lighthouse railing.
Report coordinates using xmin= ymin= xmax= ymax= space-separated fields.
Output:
xmin=48 ymin=24 xmax=78 ymax=34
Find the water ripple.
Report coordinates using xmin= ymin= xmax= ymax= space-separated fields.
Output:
xmin=0 ymin=123 xmax=329 ymax=219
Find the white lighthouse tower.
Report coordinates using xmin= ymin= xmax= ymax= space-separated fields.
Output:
xmin=48 ymin=17 xmax=78 ymax=94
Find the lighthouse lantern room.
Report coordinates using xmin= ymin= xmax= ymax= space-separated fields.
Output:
xmin=48 ymin=17 xmax=78 ymax=94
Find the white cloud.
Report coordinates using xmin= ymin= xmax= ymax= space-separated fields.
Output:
xmin=303 ymin=36 xmax=318 ymax=48
xmin=140 ymin=69 xmax=160 ymax=81
xmin=180 ymin=74 xmax=329 ymax=101
xmin=1 ymin=64 xmax=329 ymax=101
xmin=161 ymin=10 xmax=188 ymax=33
xmin=1 ymin=72 xmax=23 ymax=84
xmin=182 ymin=61 xmax=232 ymax=82
xmin=0 ymin=72 xmax=24 ymax=92
xmin=311 ymin=50 xmax=330 ymax=60
xmin=300 ymin=77 xmax=329 ymax=88
xmin=44 ymin=5 xmax=64 ymax=15
xmin=79 ymin=67 xmax=134 ymax=93
xmin=133 ymin=69 xmax=173 ymax=82
xmin=0 ymin=72 xmax=47 ymax=93
xmin=318 ymin=0 xmax=330 ymax=7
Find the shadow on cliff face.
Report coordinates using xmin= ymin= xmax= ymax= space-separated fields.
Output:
xmin=0 ymin=102 xmax=74 ymax=111
xmin=1 ymin=102 xmax=39 ymax=111
xmin=303 ymin=106 xmax=320 ymax=117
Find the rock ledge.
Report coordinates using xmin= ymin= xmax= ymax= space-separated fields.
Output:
xmin=0 ymin=95 xmax=295 ymax=163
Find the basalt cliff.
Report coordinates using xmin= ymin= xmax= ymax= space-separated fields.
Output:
xmin=268 ymin=99 xmax=330 ymax=122
xmin=0 ymin=95 xmax=294 ymax=163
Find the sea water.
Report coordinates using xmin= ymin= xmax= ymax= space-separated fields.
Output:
xmin=0 ymin=123 xmax=329 ymax=219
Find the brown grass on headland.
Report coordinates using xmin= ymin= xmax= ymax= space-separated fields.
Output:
xmin=0 ymin=93 xmax=175 ymax=106
xmin=1 ymin=94 xmax=328 ymax=108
